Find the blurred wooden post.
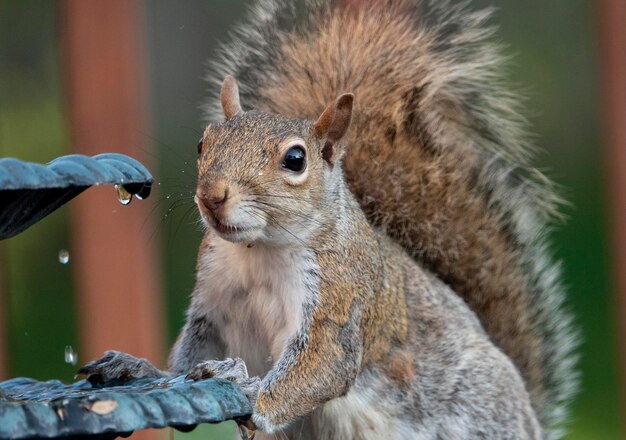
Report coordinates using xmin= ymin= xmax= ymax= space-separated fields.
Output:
xmin=60 ymin=1 xmax=164 ymax=438
xmin=598 ymin=0 xmax=626 ymax=428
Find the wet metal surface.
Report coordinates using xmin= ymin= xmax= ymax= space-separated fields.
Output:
xmin=0 ymin=376 xmax=252 ymax=439
xmin=0 ymin=153 xmax=153 ymax=239
xmin=0 ymin=152 xmax=251 ymax=439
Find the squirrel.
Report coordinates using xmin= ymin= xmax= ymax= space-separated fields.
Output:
xmin=78 ymin=0 xmax=578 ymax=439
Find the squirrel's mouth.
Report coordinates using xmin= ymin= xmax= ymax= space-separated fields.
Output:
xmin=210 ymin=216 xmax=256 ymax=238
xmin=213 ymin=217 xmax=245 ymax=235
xmin=196 ymin=198 xmax=262 ymax=242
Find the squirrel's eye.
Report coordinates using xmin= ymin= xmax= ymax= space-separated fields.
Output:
xmin=197 ymin=138 xmax=204 ymax=156
xmin=281 ymin=146 xmax=306 ymax=173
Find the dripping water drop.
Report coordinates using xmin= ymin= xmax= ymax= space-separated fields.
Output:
xmin=64 ymin=345 xmax=77 ymax=365
xmin=58 ymin=249 xmax=70 ymax=264
xmin=115 ymin=184 xmax=133 ymax=205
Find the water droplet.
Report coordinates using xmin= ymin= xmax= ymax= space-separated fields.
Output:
xmin=58 ymin=249 xmax=70 ymax=264
xmin=64 ymin=345 xmax=77 ymax=365
xmin=115 ymin=184 xmax=133 ymax=205
xmin=24 ymin=332 xmax=28 ymax=337
xmin=130 ymin=182 xmax=152 ymax=200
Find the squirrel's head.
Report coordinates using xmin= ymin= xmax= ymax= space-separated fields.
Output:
xmin=196 ymin=75 xmax=354 ymax=246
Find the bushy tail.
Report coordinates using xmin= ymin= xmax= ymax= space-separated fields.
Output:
xmin=205 ymin=0 xmax=578 ymax=436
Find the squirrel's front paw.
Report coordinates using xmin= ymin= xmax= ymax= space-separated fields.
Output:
xmin=187 ymin=358 xmax=261 ymax=439
xmin=186 ymin=358 xmax=260 ymax=402
xmin=77 ymin=350 xmax=165 ymax=384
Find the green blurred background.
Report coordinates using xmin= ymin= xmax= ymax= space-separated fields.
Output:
xmin=0 ymin=0 xmax=619 ymax=439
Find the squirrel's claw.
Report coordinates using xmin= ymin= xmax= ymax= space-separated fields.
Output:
xmin=186 ymin=358 xmax=261 ymax=407
xmin=186 ymin=357 xmax=249 ymax=381
xmin=237 ymin=418 xmax=257 ymax=440
xmin=77 ymin=350 xmax=165 ymax=384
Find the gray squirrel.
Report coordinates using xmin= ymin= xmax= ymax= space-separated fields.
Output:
xmin=79 ymin=1 xmax=578 ymax=438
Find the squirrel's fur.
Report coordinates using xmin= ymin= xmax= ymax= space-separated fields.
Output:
xmin=79 ymin=1 xmax=578 ymax=439
xmin=203 ymin=0 xmax=578 ymax=437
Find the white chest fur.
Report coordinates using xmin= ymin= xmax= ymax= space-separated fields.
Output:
xmin=196 ymin=237 xmax=316 ymax=377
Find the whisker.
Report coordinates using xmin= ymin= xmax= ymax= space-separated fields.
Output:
xmin=137 ymin=129 xmax=193 ymax=173
xmin=147 ymin=197 xmax=194 ymax=243
xmin=245 ymin=205 xmax=307 ymax=246
xmin=247 ymin=200 xmax=325 ymax=227
xmin=174 ymin=203 xmax=201 ymax=237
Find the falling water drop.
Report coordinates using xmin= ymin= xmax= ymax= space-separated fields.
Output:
xmin=58 ymin=249 xmax=70 ymax=264
xmin=115 ymin=184 xmax=133 ymax=205
xmin=64 ymin=345 xmax=77 ymax=365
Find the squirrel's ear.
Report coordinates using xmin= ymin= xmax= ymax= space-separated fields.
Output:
xmin=220 ymin=75 xmax=242 ymax=119
xmin=314 ymin=93 xmax=354 ymax=165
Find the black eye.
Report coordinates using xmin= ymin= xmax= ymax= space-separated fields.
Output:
xmin=281 ymin=146 xmax=306 ymax=173
xmin=197 ymin=138 xmax=203 ymax=156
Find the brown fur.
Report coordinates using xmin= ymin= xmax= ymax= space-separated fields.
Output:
xmin=388 ymin=351 xmax=415 ymax=384
xmin=78 ymin=2 xmax=574 ymax=437
xmin=208 ymin=1 xmax=576 ymax=433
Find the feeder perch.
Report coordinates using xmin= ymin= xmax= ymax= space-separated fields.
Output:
xmin=0 ymin=154 xmax=253 ymax=439
xmin=0 ymin=376 xmax=252 ymax=439
xmin=0 ymin=153 xmax=153 ymax=240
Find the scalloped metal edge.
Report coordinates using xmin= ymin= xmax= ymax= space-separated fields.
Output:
xmin=0 ymin=376 xmax=252 ymax=439
xmin=0 ymin=153 xmax=153 ymax=190
xmin=0 ymin=153 xmax=154 ymax=240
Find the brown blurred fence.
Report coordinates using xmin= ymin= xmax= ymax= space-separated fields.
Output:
xmin=59 ymin=1 xmax=164 ymax=439
xmin=598 ymin=0 xmax=626 ymax=429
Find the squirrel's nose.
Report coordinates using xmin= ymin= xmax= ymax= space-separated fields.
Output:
xmin=199 ymin=189 xmax=228 ymax=213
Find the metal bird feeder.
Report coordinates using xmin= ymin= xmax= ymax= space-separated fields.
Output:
xmin=0 ymin=154 xmax=252 ymax=439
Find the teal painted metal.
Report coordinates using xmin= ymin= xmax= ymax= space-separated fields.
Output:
xmin=0 ymin=376 xmax=252 ymax=439
xmin=0 ymin=153 xmax=153 ymax=239
xmin=0 ymin=152 xmax=254 ymax=439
